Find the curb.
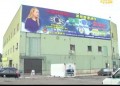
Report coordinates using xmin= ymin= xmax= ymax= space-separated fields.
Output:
xmin=75 ymin=74 xmax=98 ymax=76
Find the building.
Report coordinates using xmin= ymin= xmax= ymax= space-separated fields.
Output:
xmin=2 ymin=5 xmax=119 ymax=75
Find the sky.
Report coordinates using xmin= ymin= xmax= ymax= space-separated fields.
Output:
xmin=0 ymin=0 xmax=120 ymax=54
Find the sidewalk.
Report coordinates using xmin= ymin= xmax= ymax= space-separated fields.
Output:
xmin=19 ymin=73 xmax=98 ymax=79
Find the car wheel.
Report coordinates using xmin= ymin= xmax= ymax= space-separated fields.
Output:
xmin=109 ymin=73 xmax=112 ymax=76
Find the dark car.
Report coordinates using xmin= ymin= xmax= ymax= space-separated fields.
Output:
xmin=0 ymin=67 xmax=20 ymax=78
xmin=97 ymin=68 xmax=112 ymax=76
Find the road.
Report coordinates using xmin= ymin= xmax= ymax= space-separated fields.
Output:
xmin=0 ymin=75 xmax=109 ymax=85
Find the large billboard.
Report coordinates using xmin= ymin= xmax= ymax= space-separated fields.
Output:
xmin=21 ymin=5 xmax=111 ymax=40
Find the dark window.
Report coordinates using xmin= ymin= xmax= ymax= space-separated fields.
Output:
xmin=113 ymin=47 xmax=114 ymax=53
xmin=112 ymin=33 xmax=113 ymax=38
xmin=98 ymin=46 xmax=102 ymax=52
xmin=16 ymin=43 xmax=18 ymax=50
xmin=88 ymin=46 xmax=92 ymax=51
xmin=70 ymin=44 xmax=75 ymax=51
xmin=105 ymin=63 xmax=109 ymax=68
xmin=9 ymin=60 xmax=12 ymax=67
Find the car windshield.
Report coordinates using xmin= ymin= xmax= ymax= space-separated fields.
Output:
xmin=0 ymin=68 xmax=4 ymax=72
xmin=112 ymin=68 xmax=120 ymax=78
xmin=1 ymin=67 xmax=17 ymax=71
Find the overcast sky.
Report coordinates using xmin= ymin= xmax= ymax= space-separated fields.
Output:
xmin=0 ymin=0 xmax=120 ymax=54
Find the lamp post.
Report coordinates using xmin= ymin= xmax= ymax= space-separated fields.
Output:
xmin=90 ymin=57 xmax=91 ymax=74
xmin=109 ymin=16 xmax=114 ymax=70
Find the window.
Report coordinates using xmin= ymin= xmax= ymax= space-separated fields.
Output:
xmin=113 ymin=47 xmax=114 ymax=53
xmin=98 ymin=46 xmax=102 ymax=52
xmin=17 ymin=23 xmax=19 ymax=31
xmin=88 ymin=46 xmax=92 ymax=52
xmin=16 ymin=43 xmax=18 ymax=50
xmin=112 ymin=33 xmax=114 ymax=38
xmin=105 ymin=63 xmax=109 ymax=68
xmin=9 ymin=60 xmax=12 ymax=67
xmin=14 ymin=28 xmax=15 ymax=35
xmin=70 ymin=44 xmax=75 ymax=51
xmin=13 ymin=45 xmax=14 ymax=52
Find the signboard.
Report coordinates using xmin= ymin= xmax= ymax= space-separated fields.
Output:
xmin=2 ymin=57 xmax=8 ymax=62
xmin=22 ymin=5 xmax=111 ymax=40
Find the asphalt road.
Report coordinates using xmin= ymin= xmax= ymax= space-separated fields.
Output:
xmin=0 ymin=75 xmax=109 ymax=85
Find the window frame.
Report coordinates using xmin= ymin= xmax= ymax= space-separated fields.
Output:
xmin=88 ymin=46 xmax=92 ymax=52
xmin=98 ymin=46 xmax=102 ymax=52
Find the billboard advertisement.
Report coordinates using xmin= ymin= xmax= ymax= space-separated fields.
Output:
xmin=21 ymin=5 xmax=111 ymax=40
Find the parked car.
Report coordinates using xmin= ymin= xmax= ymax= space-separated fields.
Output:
xmin=102 ymin=68 xmax=120 ymax=85
xmin=0 ymin=67 xmax=20 ymax=78
xmin=0 ymin=68 xmax=4 ymax=72
xmin=97 ymin=68 xmax=112 ymax=76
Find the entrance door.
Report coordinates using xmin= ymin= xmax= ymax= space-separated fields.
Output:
xmin=9 ymin=60 xmax=12 ymax=67
xmin=24 ymin=59 xmax=42 ymax=74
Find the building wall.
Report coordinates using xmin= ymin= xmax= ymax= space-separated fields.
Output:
xmin=41 ymin=34 xmax=112 ymax=74
xmin=110 ymin=21 xmax=119 ymax=68
xmin=2 ymin=6 xmax=22 ymax=69
xmin=20 ymin=32 xmax=114 ymax=75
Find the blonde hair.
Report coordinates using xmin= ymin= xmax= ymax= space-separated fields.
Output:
xmin=27 ymin=7 xmax=40 ymax=26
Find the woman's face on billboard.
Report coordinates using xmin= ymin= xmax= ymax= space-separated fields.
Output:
xmin=33 ymin=9 xmax=39 ymax=18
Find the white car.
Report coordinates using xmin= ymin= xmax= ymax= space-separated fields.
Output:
xmin=102 ymin=68 xmax=120 ymax=85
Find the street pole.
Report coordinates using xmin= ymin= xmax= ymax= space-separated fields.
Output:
xmin=109 ymin=17 xmax=113 ymax=71
xmin=119 ymin=59 xmax=120 ymax=68
xmin=90 ymin=57 xmax=91 ymax=74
